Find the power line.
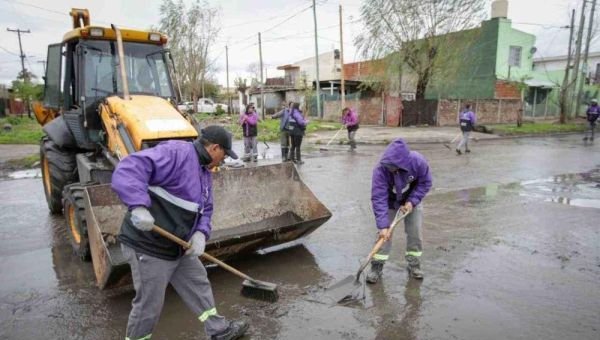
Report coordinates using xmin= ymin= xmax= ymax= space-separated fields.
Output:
xmin=262 ymin=4 xmax=313 ymax=34
xmin=0 ymin=46 xmax=20 ymax=56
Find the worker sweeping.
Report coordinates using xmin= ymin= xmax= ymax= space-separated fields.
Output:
xmin=342 ymin=107 xmax=359 ymax=151
xmin=112 ymin=125 xmax=249 ymax=340
xmin=583 ymin=98 xmax=600 ymax=142
xmin=456 ymin=104 xmax=477 ymax=155
xmin=368 ymin=138 xmax=432 ymax=283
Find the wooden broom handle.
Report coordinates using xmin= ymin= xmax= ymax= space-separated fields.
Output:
xmin=151 ymin=225 xmax=253 ymax=282
xmin=356 ymin=211 xmax=408 ymax=276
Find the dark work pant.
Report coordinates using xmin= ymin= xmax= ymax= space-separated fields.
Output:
xmin=290 ymin=135 xmax=304 ymax=161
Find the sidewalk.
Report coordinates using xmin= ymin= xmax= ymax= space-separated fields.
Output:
xmin=305 ymin=126 xmax=498 ymax=145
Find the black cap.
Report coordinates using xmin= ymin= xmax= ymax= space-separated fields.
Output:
xmin=200 ymin=125 xmax=238 ymax=159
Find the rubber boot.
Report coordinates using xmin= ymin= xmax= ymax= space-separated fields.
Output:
xmin=295 ymin=148 xmax=304 ymax=165
xmin=406 ymin=256 xmax=424 ymax=280
xmin=456 ymin=149 xmax=462 ymax=155
xmin=366 ymin=262 xmax=384 ymax=284
xmin=281 ymin=147 xmax=289 ymax=162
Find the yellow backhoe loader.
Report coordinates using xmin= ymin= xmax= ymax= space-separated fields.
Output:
xmin=34 ymin=9 xmax=331 ymax=289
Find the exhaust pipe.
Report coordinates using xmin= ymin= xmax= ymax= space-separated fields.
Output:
xmin=111 ymin=24 xmax=130 ymax=100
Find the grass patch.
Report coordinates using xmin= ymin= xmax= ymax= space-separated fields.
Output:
xmin=5 ymin=153 xmax=40 ymax=169
xmin=0 ymin=116 xmax=43 ymax=144
xmin=488 ymin=122 xmax=587 ymax=135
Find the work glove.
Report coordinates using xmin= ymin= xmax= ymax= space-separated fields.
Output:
xmin=185 ymin=231 xmax=206 ymax=257
xmin=130 ymin=207 xmax=155 ymax=231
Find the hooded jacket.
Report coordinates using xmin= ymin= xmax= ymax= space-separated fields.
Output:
xmin=112 ymin=140 xmax=214 ymax=260
xmin=240 ymin=110 xmax=259 ymax=137
xmin=586 ymin=104 xmax=600 ymax=123
xmin=342 ymin=109 xmax=359 ymax=131
xmin=371 ymin=139 xmax=432 ymax=229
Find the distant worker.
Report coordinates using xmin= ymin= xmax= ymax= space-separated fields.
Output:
xmin=368 ymin=138 xmax=432 ymax=283
xmin=240 ymin=103 xmax=259 ymax=162
xmin=272 ymin=102 xmax=293 ymax=161
xmin=342 ymin=107 xmax=360 ymax=151
xmin=456 ymin=104 xmax=477 ymax=155
xmin=112 ymin=126 xmax=248 ymax=340
xmin=288 ymin=102 xmax=309 ymax=164
xmin=584 ymin=98 xmax=600 ymax=142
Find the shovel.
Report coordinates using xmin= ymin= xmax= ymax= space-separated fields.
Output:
xmin=326 ymin=210 xmax=408 ymax=304
xmin=443 ymin=133 xmax=461 ymax=150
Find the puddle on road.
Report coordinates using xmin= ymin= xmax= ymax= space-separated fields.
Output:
xmin=7 ymin=168 xmax=41 ymax=179
xmin=517 ymin=172 xmax=600 ymax=209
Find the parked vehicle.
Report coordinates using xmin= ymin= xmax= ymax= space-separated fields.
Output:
xmin=177 ymin=99 xmax=227 ymax=114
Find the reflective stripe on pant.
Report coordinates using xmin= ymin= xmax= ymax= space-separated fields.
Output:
xmin=372 ymin=206 xmax=423 ymax=264
xmin=122 ymin=244 xmax=228 ymax=339
xmin=456 ymin=131 xmax=470 ymax=151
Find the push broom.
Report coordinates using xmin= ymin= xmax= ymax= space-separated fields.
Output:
xmin=152 ymin=225 xmax=279 ymax=302
xmin=319 ymin=126 xmax=345 ymax=151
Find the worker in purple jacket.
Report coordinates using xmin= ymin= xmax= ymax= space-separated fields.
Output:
xmin=368 ymin=139 xmax=432 ymax=283
xmin=112 ymin=126 xmax=248 ymax=340
xmin=288 ymin=102 xmax=309 ymax=164
xmin=584 ymin=98 xmax=600 ymax=141
xmin=342 ymin=107 xmax=359 ymax=151
xmin=456 ymin=104 xmax=477 ymax=155
xmin=240 ymin=104 xmax=259 ymax=162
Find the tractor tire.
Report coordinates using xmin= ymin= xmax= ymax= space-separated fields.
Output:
xmin=64 ymin=185 xmax=91 ymax=261
xmin=40 ymin=136 xmax=78 ymax=214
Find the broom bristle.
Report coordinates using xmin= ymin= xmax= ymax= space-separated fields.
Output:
xmin=241 ymin=279 xmax=279 ymax=303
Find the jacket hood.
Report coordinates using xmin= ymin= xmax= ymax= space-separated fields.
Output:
xmin=379 ymin=138 xmax=411 ymax=171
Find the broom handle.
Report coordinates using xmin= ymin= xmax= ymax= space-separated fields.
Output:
xmin=325 ymin=126 xmax=345 ymax=146
xmin=152 ymin=225 xmax=254 ymax=282
xmin=355 ymin=211 xmax=408 ymax=277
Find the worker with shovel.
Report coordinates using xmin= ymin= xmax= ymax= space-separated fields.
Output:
xmin=583 ymin=98 xmax=600 ymax=142
xmin=456 ymin=104 xmax=477 ymax=155
xmin=112 ymin=125 xmax=249 ymax=340
xmin=272 ymin=102 xmax=292 ymax=161
xmin=368 ymin=138 xmax=432 ymax=282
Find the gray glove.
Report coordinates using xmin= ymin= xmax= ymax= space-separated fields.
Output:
xmin=185 ymin=231 xmax=206 ymax=256
xmin=130 ymin=207 xmax=155 ymax=231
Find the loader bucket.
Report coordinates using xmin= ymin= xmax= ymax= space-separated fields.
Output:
xmin=83 ymin=162 xmax=332 ymax=289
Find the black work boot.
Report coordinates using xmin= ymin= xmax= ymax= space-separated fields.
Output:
xmin=366 ymin=262 xmax=384 ymax=284
xmin=465 ymin=149 xmax=471 ymax=153
xmin=211 ymin=320 xmax=249 ymax=340
xmin=456 ymin=149 xmax=462 ymax=155
xmin=295 ymin=148 xmax=304 ymax=165
xmin=406 ymin=256 xmax=424 ymax=280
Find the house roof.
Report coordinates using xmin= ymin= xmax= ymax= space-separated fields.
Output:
xmin=277 ymin=64 xmax=300 ymax=70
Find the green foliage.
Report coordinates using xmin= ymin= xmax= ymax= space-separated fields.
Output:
xmin=5 ymin=153 xmax=40 ymax=169
xmin=11 ymin=80 xmax=43 ymax=101
xmin=0 ymin=116 xmax=43 ymax=144
xmin=215 ymin=104 xmax=226 ymax=116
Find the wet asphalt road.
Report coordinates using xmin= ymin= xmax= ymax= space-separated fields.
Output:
xmin=1 ymin=135 xmax=599 ymax=340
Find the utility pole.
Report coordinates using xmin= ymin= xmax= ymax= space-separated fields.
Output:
xmin=7 ymin=28 xmax=32 ymax=118
xmin=258 ymin=32 xmax=265 ymax=120
xmin=570 ymin=0 xmax=587 ymax=117
xmin=560 ymin=10 xmax=576 ymax=124
xmin=37 ymin=60 xmax=46 ymax=75
xmin=312 ymin=0 xmax=322 ymax=118
xmin=339 ymin=4 xmax=345 ymax=110
xmin=6 ymin=28 xmax=30 ymax=81
xmin=226 ymin=45 xmax=231 ymax=115
xmin=576 ymin=0 xmax=597 ymax=116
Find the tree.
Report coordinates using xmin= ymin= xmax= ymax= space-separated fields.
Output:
xmin=159 ymin=0 xmax=220 ymax=111
xmin=234 ymin=77 xmax=248 ymax=107
xmin=355 ymin=0 xmax=486 ymax=100
xmin=246 ymin=62 xmax=261 ymax=86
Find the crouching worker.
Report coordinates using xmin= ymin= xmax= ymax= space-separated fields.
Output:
xmin=112 ymin=125 xmax=249 ymax=340
xmin=368 ymin=138 xmax=432 ymax=283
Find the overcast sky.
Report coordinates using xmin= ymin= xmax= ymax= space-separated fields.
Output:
xmin=0 ymin=0 xmax=592 ymax=87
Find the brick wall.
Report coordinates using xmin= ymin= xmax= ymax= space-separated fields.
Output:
xmin=323 ymin=96 xmax=383 ymax=125
xmin=495 ymin=81 xmax=521 ymax=99
xmin=437 ymin=98 xmax=522 ymax=126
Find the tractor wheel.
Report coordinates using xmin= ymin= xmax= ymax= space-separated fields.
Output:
xmin=64 ymin=185 xmax=90 ymax=261
xmin=40 ymin=136 xmax=78 ymax=214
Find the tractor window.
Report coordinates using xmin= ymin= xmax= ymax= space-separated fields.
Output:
xmin=44 ymin=44 xmax=63 ymax=108
xmin=81 ymin=41 xmax=175 ymax=99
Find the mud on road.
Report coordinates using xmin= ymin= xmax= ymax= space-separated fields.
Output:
xmin=0 ymin=135 xmax=599 ymax=339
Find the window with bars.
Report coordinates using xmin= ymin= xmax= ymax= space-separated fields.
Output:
xmin=508 ymin=46 xmax=522 ymax=67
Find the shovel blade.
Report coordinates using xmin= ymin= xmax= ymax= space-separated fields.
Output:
xmin=326 ymin=275 xmax=364 ymax=304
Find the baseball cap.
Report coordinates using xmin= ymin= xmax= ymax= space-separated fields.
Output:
xmin=200 ymin=125 xmax=238 ymax=159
